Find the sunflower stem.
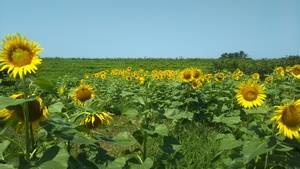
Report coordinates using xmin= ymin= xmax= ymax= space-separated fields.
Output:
xmin=264 ymin=152 xmax=269 ymax=169
xmin=23 ymin=102 xmax=32 ymax=160
xmin=142 ymin=130 xmax=147 ymax=161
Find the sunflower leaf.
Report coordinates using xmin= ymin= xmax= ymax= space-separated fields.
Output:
xmin=0 ymin=96 xmax=34 ymax=109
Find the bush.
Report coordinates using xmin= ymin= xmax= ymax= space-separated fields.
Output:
xmin=213 ymin=55 xmax=300 ymax=76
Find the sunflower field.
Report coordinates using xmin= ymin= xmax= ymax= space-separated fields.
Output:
xmin=0 ymin=34 xmax=300 ymax=169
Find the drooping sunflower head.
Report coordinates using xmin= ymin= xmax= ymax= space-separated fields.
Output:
xmin=272 ymin=99 xmax=300 ymax=139
xmin=0 ymin=33 xmax=42 ymax=79
xmin=82 ymin=112 xmax=112 ymax=129
xmin=0 ymin=93 xmax=48 ymax=128
xmin=235 ymin=81 xmax=266 ymax=108
xmin=290 ymin=64 xmax=300 ymax=79
xmin=274 ymin=67 xmax=285 ymax=77
xmin=72 ymin=84 xmax=95 ymax=106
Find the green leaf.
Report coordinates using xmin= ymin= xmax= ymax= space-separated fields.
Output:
xmin=0 ymin=164 xmax=15 ymax=169
xmin=48 ymin=102 xmax=64 ymax=113
xmin=112 ymin=132 xmax=137 ymax=146
xmin=164 ymin=109 xmax=193 ymax=121
xmin=33 ymin=78 xmax=55 ymax=91
xmin=0 ymin=140 xmax=10 ymax=161
xmin=123 ymin=108 xmax=139 ymax=118
xmin=241 ymin=137 xmax=276 ymax=164
xmin=0 ymin=96 xmax=33 ymax=109
xmin=105 ymin=157 xmax=128 ymax=169
xmin=219 ymin=134 xmax=243 ymax=151
xmin=243 ymin=105 xmax=270 ymax=115
xmin=213 ymin=115 xmax=241 ymax=127
xmin=38 ymin=146 xmax=69 ymax=169
xmin=129 ymin=158 xmax=153 ymax=169
xmin=154 ymin=124 xmax=168 ymax=136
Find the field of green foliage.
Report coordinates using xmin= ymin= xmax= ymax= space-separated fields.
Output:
xmin=1 ymin=34 xmax=300 ymax=169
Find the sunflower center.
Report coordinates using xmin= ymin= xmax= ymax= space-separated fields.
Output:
xmin=76 ymin=88 xmax=92 ymax=102
xmin=193 ymin=71 xmax=201 ymax=79
xmin=292 ymin=67 xmax=300 ymax=75
xmin=281 ymin=104 xmax=300 ymax=128
xmin=243 ymin=88 xmax=258 ymax=101
xmin=8 ymin=100 xmax=43 ymax=122
xmin=183 ymin=72 xmax=192 ymax=80
xmin=10 ymin=48 xmax=33 ymax=67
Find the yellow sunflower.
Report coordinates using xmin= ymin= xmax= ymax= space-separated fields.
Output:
xmin=232 ymin=68 xmax=244 ymax=80
xmin=72 ymin=84 xmax=95 ymax=105
xmin=272 ymin=99 xmax=300 ymax=139
xmin=290 ymin=64 xmax=300 ymax=79
xmin=82 ymin=112 xmax=112 ymax=129
xmin=251 ymin=73 xmax=260 ymax=81
xmin=235 ymin=81 xmax=266 ymax=108
xmin=274 ymin=67 xmax=285 ymax=77
xmin=179 ymin=69 xmax=193 ymax=83
xmin=264 ymin=76 xmax=273 ymax=84
xmin=191 ymin=79 xmax=203 ymax=89
xmin=0 ymin=93 xmax=48 ymax=128
xmin=214 ymin=72 xmax=225 ymax=82
xmin=191 ymin=69 xmax=202 ymax=80
xmin=0 ymin=33 xmax=42 ymax=79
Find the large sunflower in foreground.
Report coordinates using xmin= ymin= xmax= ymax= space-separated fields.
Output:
xmin=272 ymin=99 xmax=300 ymax=139
xmin=82 ymin=112 xmax=112 ymax=129
xmin=72 ymin=84 xmax=95 ymax=105
xmin=0 ymin=33 xmax=42 ymax=79
xmin=0 ymin=93 xmax=48 ymax=128
xmin=235 ymin=81 xmax=266 ymax=108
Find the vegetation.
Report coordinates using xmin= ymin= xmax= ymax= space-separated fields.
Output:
xmin=1 ymin=34 xmax=300 ymax=169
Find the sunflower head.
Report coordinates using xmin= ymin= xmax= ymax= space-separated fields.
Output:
xmin=139 ymin=77 xmax=145 ymax=85
xmin=72 ymin=84 xmax=95 ymax=106
xmin=272 ymin=100 xmax=300 ymax=139
xmin=264 ymin=76 xmax=273 ymax=84
xmin=232 ymin=68 xmax=244 ymax=80
xmin=191 ymin=79 xmax=203 ymax=89
xmin=235 ymin=81 xmax=266 ymax=108
xmin=179 ymin=69 xmax=193 ymax=83
xmin=290 ymin=65 xmax=300 ymax=79
xmin=0 ymin=33 xmax=42 ymax=79
xmin=82 ymin=112 xmax=112 ymax=129
xmin=0 ymin=93 xmax=48 ymax=128
xmin=251 ymin=73 xmax=260 ymax=81
xmin=274 ymin=67 xmax=285 ymax=77
xmin=214 ymin=72 xmax=225 ymax=82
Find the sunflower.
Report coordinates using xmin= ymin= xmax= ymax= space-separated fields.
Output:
xmin=179 ymin=69 xmax=193 ymax=83
xmin=235 ymin=81 xmax=266 ymax=108
xmin=191 ymin=79 xmax=203 ymax=89
xmin=272 ymin=99 xmax=300 ymax=139
xmin=290 ymin=64 xmax=300 ymax=79
xmin=139 ymin=77 xmax=145 ymax=85
xmin=0 ymin=93 xmax=48 ymax=128
xmin=214 ymin=72 xmax=225 ymax=82
xmin=191 ymin=69 xmax=202 ymax=80
xmin=274 ymin=67 xmax=285 ymax=77
xmin=232 ymin=68 xmax=244 ymax=80
xmin=82 ymin=112 xmax=112 ymax=129
xmin=0 ymin=33 xmax=42 ymax=79
xmin=72 ymin=84 xmax=95 ymax=106
xmin=251 ymin=73 xmax=260 ymax=81
xmin=264 ymin=76 xmax=273 ymax=84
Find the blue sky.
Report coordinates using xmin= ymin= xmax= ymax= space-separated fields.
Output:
xmin=0 ymin=0 xmax=299 ymax=58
